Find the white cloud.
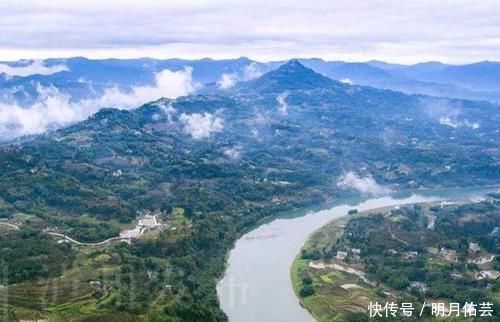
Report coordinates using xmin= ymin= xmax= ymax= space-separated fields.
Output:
xmin=217 ymin=62 xmax=264 ymax=89
xmin=464 ymin=120 xmax=480 ymax=129
xmin=153 ymin=101 xmax=177 ymax=123
xmin=217 ymin=73 xmax=238 ymax=89
xmin=251 ymin=128 xmax=260 ymax=139
xmin=337 ymin=171 xmax=391 ymax=195
xmin=276 ymin=91 xmax=289 ymax=114
xmin=223 ymin=147 xmax=242 ymax=160
xmin=93 ymin=67 xmax=198 ymax=109
xmin=438 ymin=116 xmax=459 ymax=128
xmin=179 ymin=112 xmax=224 ymax=139
xmin=0 ymin=68 xmax=197 ymax=139
xmin=242 ymin=62 xmax=265 ymax=80
xmin=423 ymin=98 xmax=480 ymax=130
xmin=0 ymin=84 xmax=85 ymax=138
xmin=438 ymin=117 xmax=479 ymax=129
xmin=339 ymin=78 xmax=353 ymax=85
xmin=0 ymin=60 xmax=68 ymax=76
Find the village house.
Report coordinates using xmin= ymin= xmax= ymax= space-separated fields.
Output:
xmin=440 ymin=247 xmax=458 ymax=262
xmin=336 ymin=251 xmax=348 ymax=261
xmin=468 ymin=254 xmax=495 ymax=265
xmin=410 ymin=282 xmax=428 ymax=292
xmin=474 ymin=270 xmax=500 ymax=280
xmin=350 ymin=248 xmax=361 ymax=259
xmin=402 ymin=251 xmax=418 ymax=259
xmin=388 ymin=249 xmax=398 ymax=255
xmin=469 ymin=242 xmax=481 ymax=253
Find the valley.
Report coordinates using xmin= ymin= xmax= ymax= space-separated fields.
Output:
xmin=2 ymin=2 xmax=500 ymax=322
xmin=0 ymin=61 xmax=498 ymax=321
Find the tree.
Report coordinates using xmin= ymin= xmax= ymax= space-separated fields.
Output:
xmin=299 ymin=285 xmax=315 ymax=297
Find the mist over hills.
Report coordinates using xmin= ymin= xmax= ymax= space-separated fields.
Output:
xmin=0 ymin=59 xmax=499 ymax=321
xmin=2 ymin=56 xmax=500 ymax=141
xmin=3 ymin=56 xmax=500 ymax=97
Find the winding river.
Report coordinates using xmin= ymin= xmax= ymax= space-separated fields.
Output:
xmin=217 ymin=187 xmax=498 ymax=322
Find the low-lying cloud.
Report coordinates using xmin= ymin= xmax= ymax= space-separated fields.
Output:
xmin=217 ymin=73 xmax=238 ymax=89
xmin=242 ymin=62 xmax=265 ymax=80
xmin=223 ymin=146 xmax=242 ymax=160
xmin=277 ymin=91 xmax=289 ymax=114
xmin=438 ymin=116 xmax=479 ymax=129
xmin=0 ymin=85 xmax=81 ymax=138
xmin=0 ymin=68 xmax=197 ymax=140
xmin=423 ymin=98 xmax=480 ymax=130
xmin=153 ymin=101 xmax=177 ymax=123
xmin=95 ymin=67 xmax=198 ymax=109
xmin=179 ymin=112 xmax=224 ymax=139
xmin=337 ymin=171 xmax=391 ymax=195
xmin=0 ymin=60 xmax=68 ymax=77
xmin=217 ymin=62 xmax=265 ymax=89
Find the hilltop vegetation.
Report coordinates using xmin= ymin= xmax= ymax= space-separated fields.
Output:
xmin=0 ymin=61 xmax=499 ymax=321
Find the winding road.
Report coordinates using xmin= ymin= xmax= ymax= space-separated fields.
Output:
xmin=2 ymin=212 xmax=163 ymax=247
xmin=46 ymin=232 xmax=130 ymax=246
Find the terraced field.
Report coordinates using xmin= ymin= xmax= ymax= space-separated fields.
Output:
xmin=0 ymin=235 xmax=150 ymax=321
xmin=291 ymin=215 xmax=389 ymax=321
xmin=291 ymin=200 xmax=500 ymax=321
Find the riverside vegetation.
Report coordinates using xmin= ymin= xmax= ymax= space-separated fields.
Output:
xmin=0 ymin=61 xmax=499 ymax=321
xmin=292 ymin=197 xmax=500 ymax=321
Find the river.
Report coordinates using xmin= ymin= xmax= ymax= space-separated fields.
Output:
xmin=216 ymin=187 xmax=498 ymax=322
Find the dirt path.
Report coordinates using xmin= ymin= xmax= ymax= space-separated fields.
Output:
xmin=0 ymin=222 xmax=20 ymax=230
xmin=46 ymin=232 xmax=129 ymax=246
xmin=388 ymin=224 xmax=409 ymax=246
xmin=1 ymin=221 xmax=127 ymax=245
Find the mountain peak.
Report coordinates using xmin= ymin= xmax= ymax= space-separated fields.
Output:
xmin=282 ymin=58 xmax=306 ymax=69
xmin=244 ymin=59 xmax=340 ymax=93
xmin=273 ymin=59 xmax=316 ymax=75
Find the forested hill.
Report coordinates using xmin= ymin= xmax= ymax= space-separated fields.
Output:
xmin=0 ymin=60 xmax=499 ymax=321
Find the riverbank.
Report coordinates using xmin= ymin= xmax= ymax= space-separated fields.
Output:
xmin=290 ymin=197 xmax=500 ymax=321
xmin=217 ymin=194 xmax=438 ymax=322
xmin=218 ymin=186 xmax=498 ymax=322
xmin=290 ymin=205 xmax=416 ymax=322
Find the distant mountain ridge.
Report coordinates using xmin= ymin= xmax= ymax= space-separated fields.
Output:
xmin=2 ymin=56 xmax=500 ymax=141
xmin=297 ymin=59 xmax=500 ymax=102
xmin=2 ymin=56 xmax=500 ymax=105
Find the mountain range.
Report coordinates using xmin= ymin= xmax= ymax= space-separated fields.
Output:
xmin=2 ymin=56 xmax=500 ymax=106
xmin=3 ymin=56 xmax=500 ymax=142
xmin=0 ymin=60 xmax=499 ymax=322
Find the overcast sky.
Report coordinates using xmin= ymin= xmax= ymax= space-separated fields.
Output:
xmin=2 ymin=0 xmax=500 ymax=63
